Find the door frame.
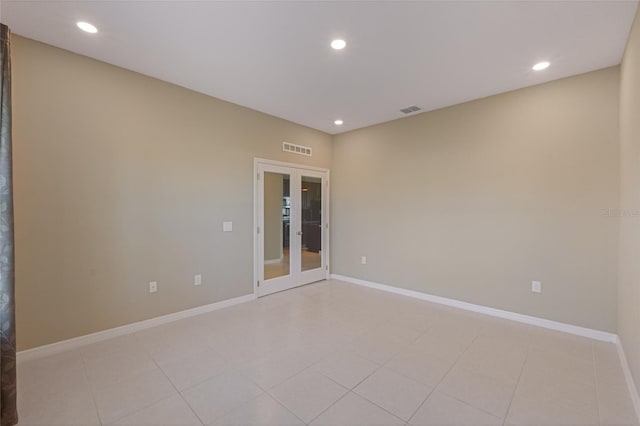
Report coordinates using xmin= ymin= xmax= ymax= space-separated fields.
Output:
xmin=253 ymin=158 xmax=331 ymax=297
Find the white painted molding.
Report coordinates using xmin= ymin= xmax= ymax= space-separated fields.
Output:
xmin=616 ymin=337 xmax=640 ymax=422
xmin=330 ymin=274 xmax=618 ymax=343
xmin=17 ymin=293 xmax=256 ymax=364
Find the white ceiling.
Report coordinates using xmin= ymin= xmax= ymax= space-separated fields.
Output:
xmin=1 ymin=1 xmax=638 ymax=134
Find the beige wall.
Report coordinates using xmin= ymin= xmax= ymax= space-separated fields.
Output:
xmin=332 ymin=67 xmax=620 ymax=332
xmin=619 ymin=6 xmax=640 ymax=391
xmin=12 ymin=36 xmax=332 ymax=350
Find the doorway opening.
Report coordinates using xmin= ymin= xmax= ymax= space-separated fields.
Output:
xmin=254 ymin=159 xmax=330 ymax=297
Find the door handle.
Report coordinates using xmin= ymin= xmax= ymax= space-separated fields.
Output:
xmin=297 ymin=231 xmax=303 ymax=236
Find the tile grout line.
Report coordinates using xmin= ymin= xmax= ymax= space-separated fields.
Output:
xmin=377 ymin=322 xmax=456 ymax=387
xmin=500 ymin=338 xmax=531 ymax=426
xmin=591 ymin=342 xmax=603 ymax=426
xmin=274 ymin=338 xmax=368 ymax=423
xmin=78 ymin=352 xmax=104 ymax=426
xmin=143 ymin=335 xmax=207 ymax=426
xmin=268 ymin=396 xmax=309 ymax=426
xmin=405 ymin=324 xmax=482 ymax=424
xmin=237 ymin=295 xmax=358 ymax=425
xmin=304 ymin=389 xmax=353 ymax=425
xmin=169 ymin=330 xmax=249 ymax=395
xmin=221 ymin=324 xmax=355 ymax=423
xmin=313 ymin=356 xmax=383 ymax=421
xmin=347 ymin=317 xmax=433 ymax=395
xmin=84 ymin=335 xmax=178 ymax=425
xmin=266 ymin=376 xmax=344 ymax=426
xmin=293 ymin=326 xmax=422 ymax=425
xmin=311 ymin=387 xmax=408 ymax=425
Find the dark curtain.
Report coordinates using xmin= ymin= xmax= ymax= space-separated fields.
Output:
xmin=0 ymin=23 xmax=17 ymax=426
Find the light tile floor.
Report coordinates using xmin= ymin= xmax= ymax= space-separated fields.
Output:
xmin=17 ymin=279 xmax=639 ymax=425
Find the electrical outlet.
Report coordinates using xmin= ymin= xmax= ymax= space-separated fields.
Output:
xmin=194 ymin=274 xmax=202 ymax=286
xmin=361 ymin=256 xmax=367 ymax=265
xmin=149 ymin=281 xmax=158 ymax=293
xmin=531 ymin=281 xmax=542 ymax=294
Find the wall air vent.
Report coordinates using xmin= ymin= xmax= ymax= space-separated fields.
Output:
xmin=283 ymin=142 xmax=312 ymax=157
xmin=400 ymin=105 xmax=422 ymax=114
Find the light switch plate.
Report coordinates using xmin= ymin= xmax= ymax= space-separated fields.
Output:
xmin=223 ymin=221 xmax=233 ymax=232
xmin=149 ymin=281 xmax=158 ymax=293
xmin=194 ymin=274 xmax=202 ymax=286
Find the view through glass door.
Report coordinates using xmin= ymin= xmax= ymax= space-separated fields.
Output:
xmin=257 ymin=161 xmax=328 ymax=297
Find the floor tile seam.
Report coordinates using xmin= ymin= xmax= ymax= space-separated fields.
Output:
xmin=147 ymin=342 xmax=221 ymax=366
xmin=154 ymin=345 xmax=226 ymax=368
xmin=82 ymin=331 xmax=170 ymax=394
xmin=306 ymin=362 xmax=370 ymax=392
xmin=255 ymin=390 xmax=310 ymax=426
xmin=413 ymin=390 xmax=504 ymax=426
xmin=351 ymin=378 xmax=431 ymax=424
xmin=434 ymin=380 xmax=511 ymax=422
xmin=212 ymin=342 xmax=281 ymax=367
xmin=380 ymin=342 xmax=458 ymax=387
xmin=407 ymin=330 xmax=482 ymax=424
xmin=315 ymin=389 xmax=406 ymax=426
xmin=528 ymin=341 xmax=597 ymax=365
xmin=234 ymin=353 xmax=324 ymax=394
xmin=84 ymin=358 xmax=161 ymax=395
xmin=156 ymin=355 xmax=232 ymax=394
xmin=284 ymin=344 xmax=345 ymax=387
xmin=148 ymin=350 xmax=207 ymax=426
xmin=102 ymin=391 xmax=180 ymax=426
xmin=501 ymin=342 xmax=531 ymax=426
xmin=380 ymin=361 xmax=444 ymax=390
xmin=266 ymin=384 xmax=344 ymax=423
xmin=79 ymin=354 xmax=104 ymax=426
xmin=591 ymin=342 xmax=603 ymax=426
xmin=449 ymin=361 xmax=520 ymax=389
xmin=337 ymin=344 xmax=388 ymax=385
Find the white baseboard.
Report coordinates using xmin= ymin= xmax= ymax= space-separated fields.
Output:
xmin=331 ymin=273 xmax=640 ymax=422
xmin=17 ymin=293 xmax=256 ymax=364
xmin=330 ymin=274 xmax=640 ymax=421
xmin=616 ymin=338 xmax=640 ymax=421
xmin=330 ymin=274 xmax=617 ymax=343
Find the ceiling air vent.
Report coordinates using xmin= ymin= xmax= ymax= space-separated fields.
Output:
xmin=400 ymin=105 xmax=421 ymax=114
xmin=283 ymin=142 xmax=312 ymax=157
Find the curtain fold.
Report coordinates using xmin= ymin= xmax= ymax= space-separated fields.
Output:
xmin=0 ymin=23 xmax=17 ymax=426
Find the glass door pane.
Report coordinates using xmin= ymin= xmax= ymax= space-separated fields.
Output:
xmin=264 ymin=172 xmax=291 ymax=280
xmin=300 ymin=175 xmax=322 ymax=271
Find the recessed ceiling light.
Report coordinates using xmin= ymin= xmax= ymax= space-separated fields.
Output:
xmin=77 ymin=21 xmax=98 ymax=34
xmin=334 ymin=119 xmax=344 ymax=125
xmin=331 ymin=39 xmax=346 ymax=50
xmin=532 ymin=61 xmax=550 ymax=71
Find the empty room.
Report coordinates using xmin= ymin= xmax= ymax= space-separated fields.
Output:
xmin=1 ymin=0 xmax=640 ymax=425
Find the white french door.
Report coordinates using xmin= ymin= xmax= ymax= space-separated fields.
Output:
xmin=255 ymin=159 xmax=329 ymax=297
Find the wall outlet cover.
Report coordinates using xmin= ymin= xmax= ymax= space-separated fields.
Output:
xmin=194 ymin=274 xmax=202 ymax=286
xmin=531 ymin=281 xmax=542 ymax=293
xmin=149 ymin=281 xmax=158 ymax=293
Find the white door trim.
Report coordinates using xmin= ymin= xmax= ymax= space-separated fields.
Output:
xmin=253 ymin=158 xmax=330 ymax=297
